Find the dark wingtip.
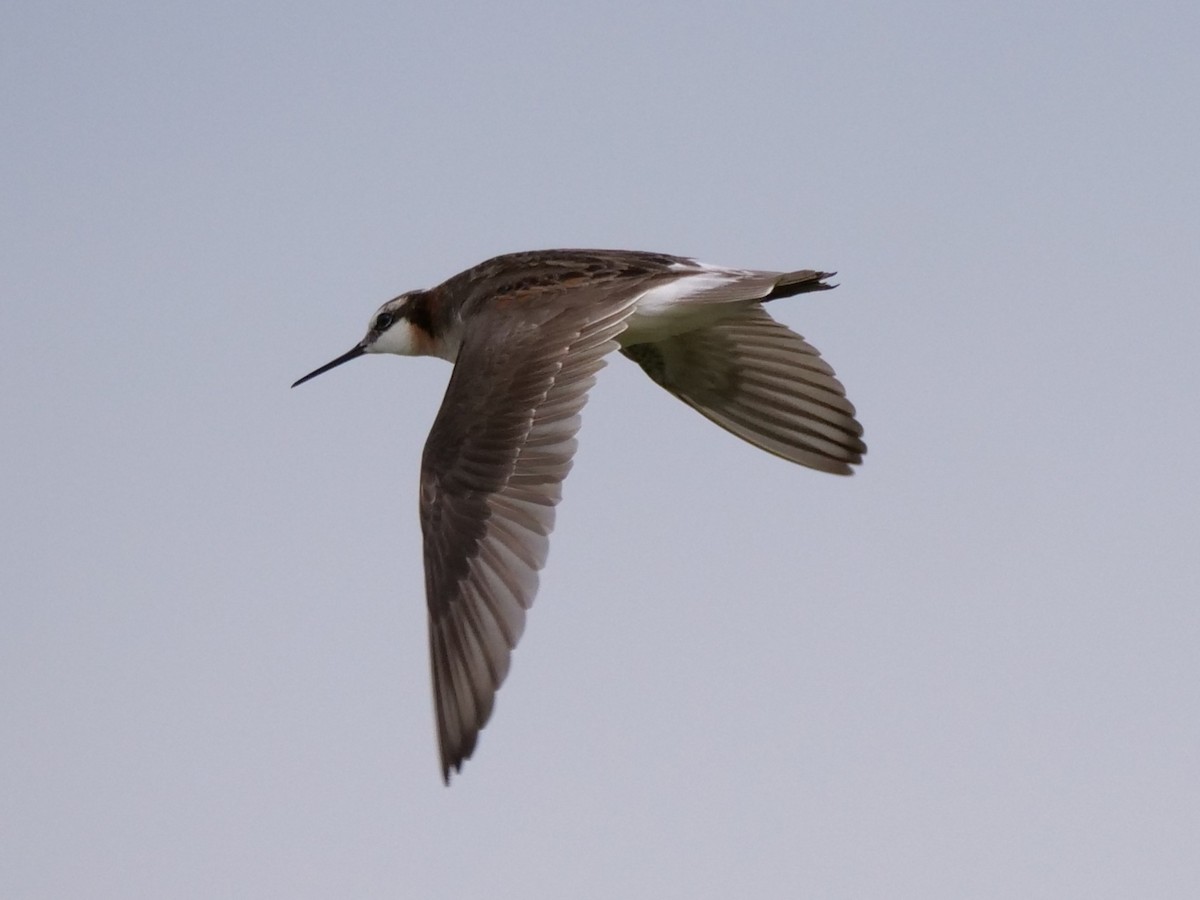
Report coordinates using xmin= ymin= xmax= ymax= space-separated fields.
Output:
xmin=441 ymin=755 xmax=464 ymax=786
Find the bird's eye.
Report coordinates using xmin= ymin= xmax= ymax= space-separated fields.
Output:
xmin=374 ymin=312 xmax=394 ymax=331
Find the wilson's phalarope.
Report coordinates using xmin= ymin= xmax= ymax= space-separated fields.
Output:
xmin=293 ymin=249 xmax=865 ymax=781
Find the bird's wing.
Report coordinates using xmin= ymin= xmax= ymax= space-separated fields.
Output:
xmin=621 ymin=303 xmax=866 ymax=474
xmin=419 ymin=288 xmax=640 ymax=781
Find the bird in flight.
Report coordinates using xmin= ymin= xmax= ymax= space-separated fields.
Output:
xmin=293 ymin=249 xmax=866 ymax=781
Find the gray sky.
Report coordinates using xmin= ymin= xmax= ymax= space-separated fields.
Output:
xmin=4 ymin=2 xmax=1198 ymax=897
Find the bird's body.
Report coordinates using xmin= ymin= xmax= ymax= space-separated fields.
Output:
xmin=293 ymin=249 xmax=865 ymax=781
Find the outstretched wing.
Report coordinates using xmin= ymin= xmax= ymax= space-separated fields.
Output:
xmin=621 ymin=303 xmax=866 ymax=474
xmin=419 ymin=289 xmax=640 ymax=781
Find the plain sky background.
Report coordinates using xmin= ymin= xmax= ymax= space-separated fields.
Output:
xmin=3 ymin=2 xmax=1198 ymax=897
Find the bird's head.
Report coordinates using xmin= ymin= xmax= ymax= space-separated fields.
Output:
xmin=291 ymin=290 xmax=437 ymax=388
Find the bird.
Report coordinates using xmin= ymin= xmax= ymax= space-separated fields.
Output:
xmin=292 ymin=248 xmax=865 ymax=781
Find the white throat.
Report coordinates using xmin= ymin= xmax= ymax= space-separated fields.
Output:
xmin=366 ymin=319 xmax=459 ymax=361
xmin=368 ymin=320 xmax=425 ymax=357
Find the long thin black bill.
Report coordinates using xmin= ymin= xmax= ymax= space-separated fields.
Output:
xmin=291 ymin=344 xmax=367 ymax=388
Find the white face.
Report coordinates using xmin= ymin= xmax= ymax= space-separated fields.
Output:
xmin=366 ymin=317 xmax=422 ymax=356
xmin=362 ymin=295 xmax=425 ymax=357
